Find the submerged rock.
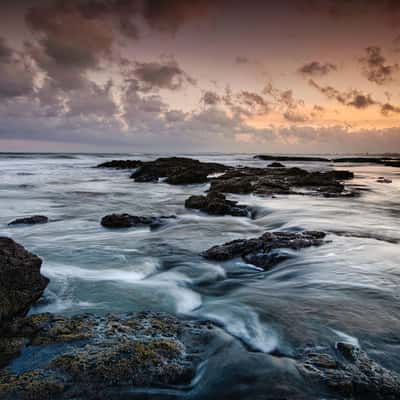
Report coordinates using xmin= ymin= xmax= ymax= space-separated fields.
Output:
xmin=298 ymin=342 xmax=400 ymax=399
xmin=268 ymin=162 xmax=285 ymax=168
xmin=96 ymin=160 xmax=143 ymax=169
xmin=255 ymin=154 xmax=329 ymax=162
xmin=8 ymin=216 xmax=48 ymax=226
xmin=129 ymin=157 xmax=229 ymax=184
xmin=0 ymin=312 xmax=222 ymax=399
xmin=0 ymin=237 xmax=48 ymax=328
xmin=203 ymin=231 xmax=326 ymax=269
xmin=101 ymin=213 xmax=175 ymax=229
xmin=185 ymin=191 xmax=254 ymax=218
xmin=209 ymin=166 xmax=354 ymax=197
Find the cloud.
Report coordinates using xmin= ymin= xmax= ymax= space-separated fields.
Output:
xmin=359 ymin=46 xmax=399 ymax=85
xmin=0 ymin=37 xmax=35 ymax=99
xmin=201 ymin=90 xmax=221 ymax=105
xmin=298 ymin=61 xmax=337 ymax=77
xmin=381 ymin=102 xmax=400 ymax=115
xmin=394 ymin=35 xmax=400 ymax=52
xmin=132 ymin=59 xmax=196 ymax=91
xmin=235 ymin=56 xmax=249 ymax=64
xmin=308 ymin=79 xmax=377 ymax=109
xmin=283 ymin=110 xmax=309 ymax=123
xmin=141 ymin=0 xmax=217 ymax=34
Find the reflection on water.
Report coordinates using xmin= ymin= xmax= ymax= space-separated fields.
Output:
xmin=1 ymin=153 xmax=400 ymax=396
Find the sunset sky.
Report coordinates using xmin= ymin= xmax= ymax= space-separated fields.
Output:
xmin=0 ymin=0 xmax=400 ymax=153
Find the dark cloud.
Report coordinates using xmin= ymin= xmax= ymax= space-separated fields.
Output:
xmin=283 ymin=110 xmax=309 ymax=123
xmin=235 ymin=56 xmax=249 ymax=64
xmin=297 ymin=0 xmax=400 ymax=19
xmin=132 ymin=59 xmax=195 ymax=91
xmin=234 ymin=91 xmax=270 ymax=115
xmin=0 ymin=37 xmax=35 ymax=99
xmin=359 ymin=46 xmax=399 ymax=85
xmin=308 ymin=79 xmax=377 ymax=109
xmin=298 ymin=61 xmax=337 ymax=77
xmin=394 ymin=35 xmax=400 ymax=52
xmin=0 ymin=37 xmax=13 ymax=62
xmin=381 ymin=102 xmax=400 ymax=115
xmin=201 ymin=90 xmax=221 ymax=106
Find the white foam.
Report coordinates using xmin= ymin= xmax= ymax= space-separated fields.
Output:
xmin=198 ymin=304 xmax=278 ymax=352
xmin=43 ymin=259 xmax=159 ymax=283
xmin=331 ymin=328 xmax=360 ymax=347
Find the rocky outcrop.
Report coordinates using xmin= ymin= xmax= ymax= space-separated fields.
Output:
xmin=255 ymin=154 xmax=400 ymax=168
xmin=0 ymin=238 xmax=48 ymax=327
xmin=185 ymin=191 xmax=254 ymax=218
xmin=101 ymin=213 xmax=175 ymax=229
xmin=298 ymin=342 xmax=400 ymax=399
xmin=96 ymin=160 xmax=142 ymax=169
xmin=256 ymin=154 xmax=329 ymax=162
xmin=0 ymin=312 xmax=221 ymax=399
xmin=268 ymin=162 xmax=285 ymax=168
xmin=209 ymin=166 xmax=354 ymax=197
xmin=129 ymin=157 xmax=230 ymax=184
xmin=203 ymin=231 xmax=326 ymax=269
xmin=8 ymin=216 xmax=48 ymax=226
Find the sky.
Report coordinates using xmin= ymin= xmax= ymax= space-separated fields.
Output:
xmin=0 ymin=0 xmax=399 ymax=153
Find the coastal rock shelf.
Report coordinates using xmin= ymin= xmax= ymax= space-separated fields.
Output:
xmin=101 ymin=213 xmax=175 ymax=229
xmin=185 ymin=191 xmax=254 ymax=218
xmin=0 ymin=312 xmax=222 ymax=400
xmin=97 ymin=156 xmax=355 ymax=197
xmin=255 ymin=154 xmax=400 ymax=167
xmin=203 ymin=231 xmax=326 ymax=269
xmin=1 ymin=238 xmax=400 ymax=399
xmin=0 ymin=237 xmax=48 ymax=326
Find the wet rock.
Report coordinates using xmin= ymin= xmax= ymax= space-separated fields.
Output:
xmin=0 ymin=312 xmax=222 ymax=400
xmin=8 ymin=216 xmax=48 ymax=226
xmin=209 ymin=166 xmax=354 ymax=197
xmin=101 ymin=213 xmax=175 ymax=229
xmin=298 ymin=343 xmax=400 ymax=399
xmin=377 ymin=177 xmax=392 ymax=183
xmin=255 ymin=154 xmax=329 ymax=162
xmin=96 ymin=160 xmax=142 ymax=169
xmin=129 ymin=157 xmax=229 ymax=184
xmin=185 ymin=192 xmax=254 ymax=218
xmin=0 ymin=237 xmax=49 ymax=327
xmin=268 ymin=162 xmax=285 ymax=168
xmin=203 ymin=231 xmax=326 ymax=269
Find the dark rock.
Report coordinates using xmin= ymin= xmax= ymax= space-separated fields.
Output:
xmin=185 ymin=191 xmax=253 ymax=218
xmin=203 ymin=230 xmax=326 ymax=269
xmin=268 ymin=162 xmax=285 ymax=168
xmin=129 ymin=157 xmax=229 ymax=184
xmin=209 ymin=166 xmax=354 ymax=197
xmin=298 ymin=343 xmax=400 ymax=399
xmin=101 ymin=213 xmax=175 ymax=229
xmin=255 ymin=155 xmax=329 ymax=162
xmin=0 ymin=237 xmax=49 ymax=327
xmin=96 ymin=160 xmax=142 ymax=169
xmin=0 ymin=312 xmax=223 ymax=400
xmin=8 ymin=216 xmax=48 ymax=226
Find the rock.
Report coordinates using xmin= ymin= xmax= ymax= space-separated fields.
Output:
xmin=185 ymin=192 xmax=254 ymax=218
xmin=96 ymin=160 xmax=142 ymax=169
xmin=377 ymin=177 xmax=392 ymax=183
xmin=101 ymin=213 xmax=175 ymax=229
xmin=129 ymin=157 xmax=229 ymax=184
xmin=268 ymin=162 xmax=285 ymax=168
xmin=8 ymin=216 xmax=48 ymax=226
xmin=0 ymin=312 xmax=222 ymax=400
xmin=0 ymin=237 xmax=49 ymax=326
xmin=209 ymin=166 xmax=354 ymax=197
xmin=203 ymin=231 xmax=326 ymax=269
xmin=298 ymin=343 xmax=400 ymax=399
xmin=255 ymin=155 xmax=329 ymax=162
